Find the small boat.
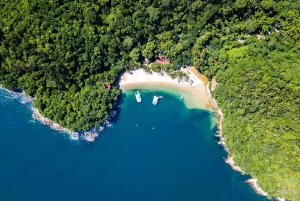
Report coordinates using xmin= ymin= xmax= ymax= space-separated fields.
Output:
xmin=180 ymin=95 xmax=184 ymax=99
xmin=152 ymin=96 xmax=159 ymax=105
xmin=135 ymin=91 xmax=142 ymax=102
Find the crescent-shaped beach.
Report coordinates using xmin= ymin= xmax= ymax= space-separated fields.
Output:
xmin=119 ymin=68 xmax=212 ymax=110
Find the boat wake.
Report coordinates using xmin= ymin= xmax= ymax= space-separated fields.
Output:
xmin=232 ymin=178 xmax=241 ymax=200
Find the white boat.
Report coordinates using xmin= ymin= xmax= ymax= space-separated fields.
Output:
xmin=152 ymin=96 xmax=159 ymax=105
xmin=180 ymin=95 xmax=184 ymax=99
xmin=135 ymin=91 xmax=142 ymax=102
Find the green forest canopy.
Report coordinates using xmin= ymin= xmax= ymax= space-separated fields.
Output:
xmin=0 ymin=0 xmax=299 ymax=199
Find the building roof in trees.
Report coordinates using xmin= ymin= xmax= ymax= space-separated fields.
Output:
xmin=104 ymin=83 xmax=111 ymax=90
xmin=155 ymin=56 xmax=170 ymax=64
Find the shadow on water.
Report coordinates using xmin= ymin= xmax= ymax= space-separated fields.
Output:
xmin=109 ymin=89 xmax=127 ymax=122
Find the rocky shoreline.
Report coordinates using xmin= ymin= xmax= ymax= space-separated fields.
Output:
xmin=32 ymin=108 xmax=73 ymax=134
xmin=206 ymin=84 xmax=269 ymax=198
xmin=31 ymin=107 xmax=112 ymax=142
xmin=0 ymin=86 xmax=109 ymax=142
xmin=246 ymin=179 xmax=268 ymax=197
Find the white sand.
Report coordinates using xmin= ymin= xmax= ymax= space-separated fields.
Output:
xmin=119 ymin=68 xmax=203 ymax=87
xmin=119 ymin=68 xmax=212 ymax=110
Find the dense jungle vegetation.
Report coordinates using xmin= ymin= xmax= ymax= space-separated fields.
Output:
xmin=0 ymin=0 xmax=299 ymax=199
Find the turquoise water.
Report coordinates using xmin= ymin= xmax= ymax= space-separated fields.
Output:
xmin=0 ymin=88 xmax=267 ymax=201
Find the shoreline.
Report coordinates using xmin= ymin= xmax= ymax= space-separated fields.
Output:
xmin=205 ymin=85 xmax=269 ymax=197
xmin=119 ymin=68 xmax=212 ymax=110
xmin=0 ymin=86 xmax=106 ymax=142
xmin=31 ymin=108 xmax=73 ymax=134
xmin=121 ymin=81 xmax=212 ymax=110
xmin=32 ymin=107 xmax=108 ymax=142
xmin=31 ymin=107 xmax=112 ymax=142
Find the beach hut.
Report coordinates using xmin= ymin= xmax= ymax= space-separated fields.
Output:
xmin=155 ymin=56 xmax=170 ymax=65
xmin=104 ymin=83 xmax=111 ymax=90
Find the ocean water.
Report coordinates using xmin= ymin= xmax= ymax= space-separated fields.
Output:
xmin=0 ymin=88 xmax=267 ymax=201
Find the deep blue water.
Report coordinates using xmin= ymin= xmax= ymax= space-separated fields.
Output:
xmin=0 ymin=88 xmax=267 ymax=201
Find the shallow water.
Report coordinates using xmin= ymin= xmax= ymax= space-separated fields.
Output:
xmin=0 ymin=88 xmax=267 ymax=201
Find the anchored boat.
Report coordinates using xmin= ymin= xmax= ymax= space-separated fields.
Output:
xmin=152 ymin=96 xmax=159 ymax=105
xmin=180 ymin=95 xmax=184 ymax=99
xmin=135 ymin=91 xmax=142 ymax=102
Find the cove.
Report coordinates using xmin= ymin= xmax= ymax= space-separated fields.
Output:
xmin=0 ymin=88 xmax=267 ymax=201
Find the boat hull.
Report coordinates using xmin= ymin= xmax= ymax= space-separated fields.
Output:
xmin=152 ymin=96 xmax=159 ymax=105
xmin=135 ymin=91 xmax=142 ymax=102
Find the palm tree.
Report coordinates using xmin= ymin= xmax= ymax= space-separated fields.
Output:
xmin=143 ymin=66 xmax=151 ymax=74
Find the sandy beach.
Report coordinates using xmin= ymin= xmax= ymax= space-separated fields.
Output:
xmin=119 ymin=68 xmax=212 ymax=110
xmin=119 ymin=68 xmax=204 ymax=87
